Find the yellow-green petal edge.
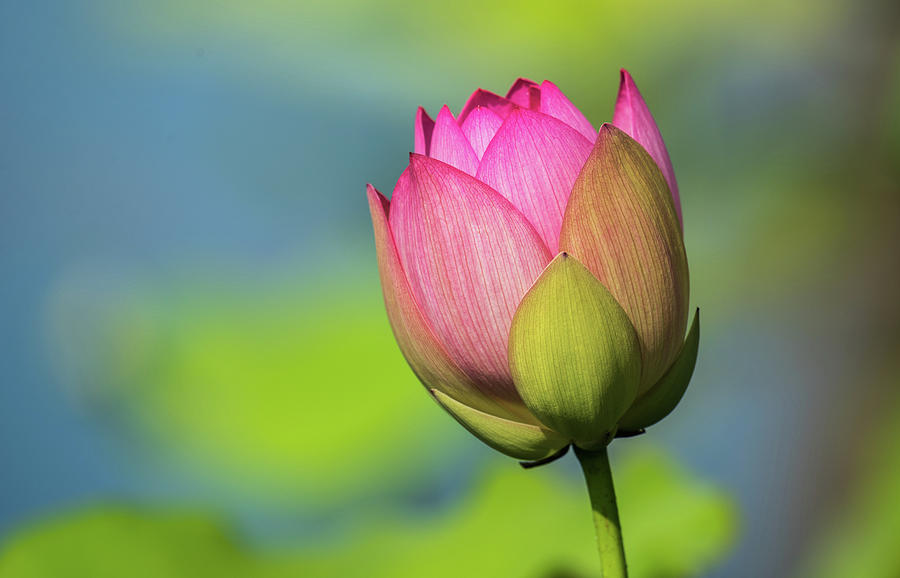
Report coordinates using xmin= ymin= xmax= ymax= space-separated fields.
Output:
xmin=430 ymin=389 xmax=567 ymax=460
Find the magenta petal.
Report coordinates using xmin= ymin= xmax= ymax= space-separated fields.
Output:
xmin=414 ymin=107 xmax=435 ymax=155
xmin=460 ymin=107 xmax=504 ymax=160
xmin=389 ymin=155 xmax=552 ymax=397
xmin=458 ymin=89 xmax=518 ymax=125
xmin=506 ymin=78 xmax=541 ymax=110
xmin=476 ymin=109 xmax=593 ymax=253
xmin=540 ymin=80 xmax=596 ymax=142
xmin=613 ymin=69 xmax=681 ymax=223
xmin=429 ymin=105 xmax=479 ymax=176
xmin=367 ymin=182 xmax=530 ymax=419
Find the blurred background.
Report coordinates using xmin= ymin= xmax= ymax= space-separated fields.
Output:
xmin=1 ymin=1 xmax=898 ymax=576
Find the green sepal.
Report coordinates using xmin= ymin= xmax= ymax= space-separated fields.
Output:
xmin=618 ymin=308 xmax=700 ymax=431
xmin=508 ymin=253 xmax=642 ymax=449
xmin=430 ymin=389 xmax=568 ymax=460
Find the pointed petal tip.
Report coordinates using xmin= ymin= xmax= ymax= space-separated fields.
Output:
xmin=366 ymin=183 xmax=390 ymax=219
xmin=459 ymin=88 xmax=518 ymax=125
xmin=551 ymin=251 xmax=575 ymax=265
xmin=509 ymin=77 xmax=538 ymax=89
xmin=429 ymin=105 xmax=479 ymax=175
xmin=409 ymin=151 xmax=440 ymax=169
xmin=408 ymin=151 xmax=432 ymax=169
xmin=597 ymin=122 xmax=622 ymax=138
xmin=536 ymin=80 xmax=596 ymax=142
xmin=414 ymin=107 xmax=435 ymax=156
xmin=365 ymin=182 xmax=383 ymax=202
xmin=506 ymin=78 xmax=541 ymax=108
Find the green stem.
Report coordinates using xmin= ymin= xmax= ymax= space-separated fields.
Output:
xmin=574 ymin=445 xmax=628 ymax=578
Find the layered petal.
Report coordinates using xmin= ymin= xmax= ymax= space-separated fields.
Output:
xmin=389 ymin=154 xmax=552 ymax=402
xmin=619 ymin=308 xmax=699 ymax=431
xmin=429 ymin=105 xmax=479 ymax=176
xmin=559 ymin=124 xmax=689 ymax=393
xmin=431 ymin=389 xmax=566 ymax=460
xmin=477 ymin=108 xmax=593 ymax=252
xmin=539 ymin=80 xmax=596 ymax=142
xmin=460 ymin=106 xmax=504 ymax=160
xmin=458 ymin=89 xmax=517 ymax=125
xmin=613 ymin=69 xmax=681 ymax=223
xmin=506 ymin=78 xmax=541 ymax=109
xmin=508 ymin=253 xmax=642 ymax=449
xmin=413 ymin=107 xmax=434 ymax=156
xmin=367 ymin=183 xmax=529 ymax=419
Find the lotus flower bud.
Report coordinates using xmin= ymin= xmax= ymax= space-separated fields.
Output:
xmin=367 ymin=71 xmax=698 ymax=460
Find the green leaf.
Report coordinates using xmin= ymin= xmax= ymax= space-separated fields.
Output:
xmin=0 ymin=446 xmax=738 ymax=578
xmin=430 ymin=389 xmax=567 ymax=460
xmin=619 ymin=308 xmax=700 ymax=431
xmin=44 ymin=272 xmax=466 ymax=505
xmin=0 ymin=507 xmax=253 ymax=578
xmin=508 ymin=253 xmax=642 ymax=448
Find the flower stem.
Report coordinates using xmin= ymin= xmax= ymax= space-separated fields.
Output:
xmin=574 ymin=445 xmax=628 ymax=578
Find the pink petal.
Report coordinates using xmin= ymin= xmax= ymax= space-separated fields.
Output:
xmin=506 ymin=78 xmax=541 ymax=110
xmin=458 ymin=89 xmax=517 ymax=126
xmin=414 ymin=107 xmax=434 ymax=155
xmin=613 ymin=69 xmax=681 ymax=224
xmin=476 ymin=108 xmax=593 ymax=253
xmin=429 ymin=105 xmax=479 ymax=176
xmin=460 ymin=107 xmax=504 ymax=160
xmin=367 ymin=181 xmax=530 ymax=419
xmin=540 ymin=80 xmax=596 ymax=142
xmin=389 ymin=155 xmax=552 ymax=397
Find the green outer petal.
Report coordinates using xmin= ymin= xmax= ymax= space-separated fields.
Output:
xmin=508 ymin=253 xmax=642 ymax=449
xmin=619 ymin=308 xmax=700 ymax=431
xmin=559 ymin=123 xmax=689 ymax=394
xmin=430 ymin=389 xmax=567 ymax=460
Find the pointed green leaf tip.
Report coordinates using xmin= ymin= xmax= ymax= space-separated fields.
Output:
xmin=430 ymin=389 xmax=567 ymax=460
xmin=619 ymin=308 xmax=700 ymax=431
xmin=508 ymin=253 xmax=642 ymax=449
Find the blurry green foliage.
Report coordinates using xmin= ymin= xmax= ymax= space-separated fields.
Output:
xmin=0 ymin=446 xmax=737 ymax=578
xmin=0 ymin=507 xmax=253 ymax=578
xmin=46 ymin=269 xmax=461 ymax=504
xmin=109 ymin=0 xmax=847 ymax=112
xmin=795 ymin=381 xmax=900 ymax=578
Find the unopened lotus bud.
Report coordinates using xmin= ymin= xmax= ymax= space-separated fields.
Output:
xmin=367 ymin=70 xmax=697 ymax=460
